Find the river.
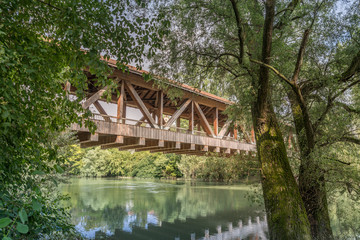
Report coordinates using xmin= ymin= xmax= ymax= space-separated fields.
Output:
xmin=61 ymin=178 xmax=267 ymax=240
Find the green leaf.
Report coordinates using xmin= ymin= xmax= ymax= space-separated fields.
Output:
xmin=32 ymin=170 xmax=45 ymax=175
xmin=0 ymin=218 xmax=12 ymax=228
xmin=19 ymin=209 xmax=28 ymax=224
xmin=2 ymin=237 xmax=12 ymax=240
xmin=16 ymin=222 xmax=29 ymax=234
xmin=54 ymin=164 xmax=64 ymax=174
xmin=32 ymin=199 xmax=42 ymax=211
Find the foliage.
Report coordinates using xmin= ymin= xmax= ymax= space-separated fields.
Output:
xmin=150 ymin=0 xmax=360 ymax=238
xmin=65 ymin=146 xmax=259 ymax=182
xmin=0 ymin=0 xmax=166 ymax=238
xmin=66 ymin=146 xmax=183 ymax=179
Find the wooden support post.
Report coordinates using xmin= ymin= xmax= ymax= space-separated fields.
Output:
xmin=117 ymin=81 xmax=125 ymax=123
xmin=176 ymin=118 xmax=181 ymax=132
xmin=197 ymin=121 xmax=201 ymax=131
xmin=123 ymin=101 xmax=127 ymax=124
xmin=164 ymin=99 xmax=191 ymax=130
xmin=214 ymin=146 xmax=220 ymax=153
xmin=234 ymin=123 xmax=238 ymax=140
xmin=157 ymin=91 xmax=163 ymax=128
xmin=251 ymin=127 xmax=255 ymax=143
xmin=213 ymin=107 xmax=218 ymax=136
xmin=124 ymin=81 xmax=158 ymax=128
xmin=194 ymin=102 xmax=215 ymax=137
xmin=189 ymin=101 xmax=194 ymax=134
xmin=82 ymin=86 xmax=108 ymax=109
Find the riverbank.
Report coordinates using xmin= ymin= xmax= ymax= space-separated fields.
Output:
xmin=64 ymin=145 xmax=259 ymax=182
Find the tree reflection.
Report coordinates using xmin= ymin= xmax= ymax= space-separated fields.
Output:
xmin=61 ymin=178 xmax=265 ymax=239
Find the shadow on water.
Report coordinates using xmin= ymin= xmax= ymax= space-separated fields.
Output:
xmin=61 ymin=178 xmax=268 ymax=240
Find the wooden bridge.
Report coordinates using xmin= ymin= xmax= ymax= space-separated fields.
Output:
xmin=69 ymin=58 xmax=256 ymax=156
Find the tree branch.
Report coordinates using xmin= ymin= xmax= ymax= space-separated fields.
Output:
xmin=36 ymin=0 xmax=62 ymax=11
xmin=249 ymin=58 xmax=294 ymax=87
xmin=340 ymin=136 xmax=360 ymax=145
xmin=340 ymin=50 xmax=360 ymax=82
xmin=274 ymin=0 xmax=301 ymax=30
xmin=314 ymin=79 xmax=360 ymax=131
xmin=292 ymin=29 xmax=311 ymax=83
xmin=324 ymin=156 xmax=351 ymax=165
xmin=334 ymin=102 xmax=360 ymax=114
xmin=229 ymin=0 xmax=244 ymax=64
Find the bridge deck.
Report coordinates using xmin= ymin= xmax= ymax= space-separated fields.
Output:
xmin=71 ymin=119 xmax=256 ymax=156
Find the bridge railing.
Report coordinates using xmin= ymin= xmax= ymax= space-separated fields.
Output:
xmin=88 ymin=113 xmax=221 ymax=138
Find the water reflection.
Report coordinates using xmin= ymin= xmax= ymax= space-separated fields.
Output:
xmin=61 ymin=178 xmax=267 ymax=240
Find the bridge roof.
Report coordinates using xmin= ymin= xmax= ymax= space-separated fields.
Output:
xmin=105 ymin=58 xmax=234 ymax=106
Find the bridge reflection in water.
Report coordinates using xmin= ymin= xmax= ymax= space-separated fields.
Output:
xmin=93 ymin=216 xmax=268 ymax=240
xmin=193 ymin=216 xmax=268 ymax=240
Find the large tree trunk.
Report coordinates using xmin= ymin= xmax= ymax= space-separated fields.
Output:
xmin=288 ymin=91 xmax=334 ymax=240
xmin=252 ymin=1 xmax=311 ymax=239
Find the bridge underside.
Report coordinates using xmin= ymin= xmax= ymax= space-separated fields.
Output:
xmin=71 ymin=120 xmax=256 ymax=156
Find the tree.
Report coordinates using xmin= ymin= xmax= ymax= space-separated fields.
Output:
xmin=152 ymin=0 xmax=312 ymax=238
xmin=0 ymin=0 xmax=166 ymax=238
xmin=150 ymin=0 xmax=359 ymax=239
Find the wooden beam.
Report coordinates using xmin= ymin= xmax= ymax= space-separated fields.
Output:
xmin=124 ymin=81 xmax=158 ymax=128
xmin=80 ymin=133 xmax=99 ymax=143
xmin=93 ymin=101 xmax=111 ymax=122
xmin=117 ymin=81 xmax=125 ymax=123
xmin=118 ymin=137 xmax=145 ymax=150
xmin=164 ymin=99 xmax=192 ymax=130
xmin=213 ymin=107 xmax=218 ymax=136
xmin=218 ymin=120 xmax=232 ymax=138
xmin=234 ymin=123 xmax=238 ymax=140
xmin=139 ymin=90 xmax=149 ymax=98
xmin=157 ymin=91 xmax=163 ymax=128
xmin=82 ymin=86 xmax=108 ymax=109
xmin=100 ymin=136 xmax=124 ymax=149
xmin=189 ymin=101 xmax=194 ymax=133
xmin=251 ymin=127 xmax=255 ymax=143
xmin=194 ymin=101 xmax=215 ymax=137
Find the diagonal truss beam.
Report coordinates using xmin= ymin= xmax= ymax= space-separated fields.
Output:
xmin=194 ymin=101 xmax=215 ymax=137
xmin=218 ymin=119 xmax=232 ymax=138
xmin=164 ymin=99 xmax=192 ymax=130
xmin=82 ymin=86 xmax=108 ymax=109
xmin=124 ymin=81 xmax=158 ymax=128
xmin=93 ymin=101 xmax=111 ymax=122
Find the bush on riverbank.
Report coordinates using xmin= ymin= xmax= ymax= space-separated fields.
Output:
xmin=64 ymin=145 xmax=259 ymax=182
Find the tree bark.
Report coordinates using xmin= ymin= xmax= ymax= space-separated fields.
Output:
xmin=288 ymin=91 xmax=334 ymax=240
xmin=252 ymin=1 xmax=311 ymax=239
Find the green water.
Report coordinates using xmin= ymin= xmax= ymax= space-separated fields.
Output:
xmin=61 ymin=178 xmax=267 ymax=240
